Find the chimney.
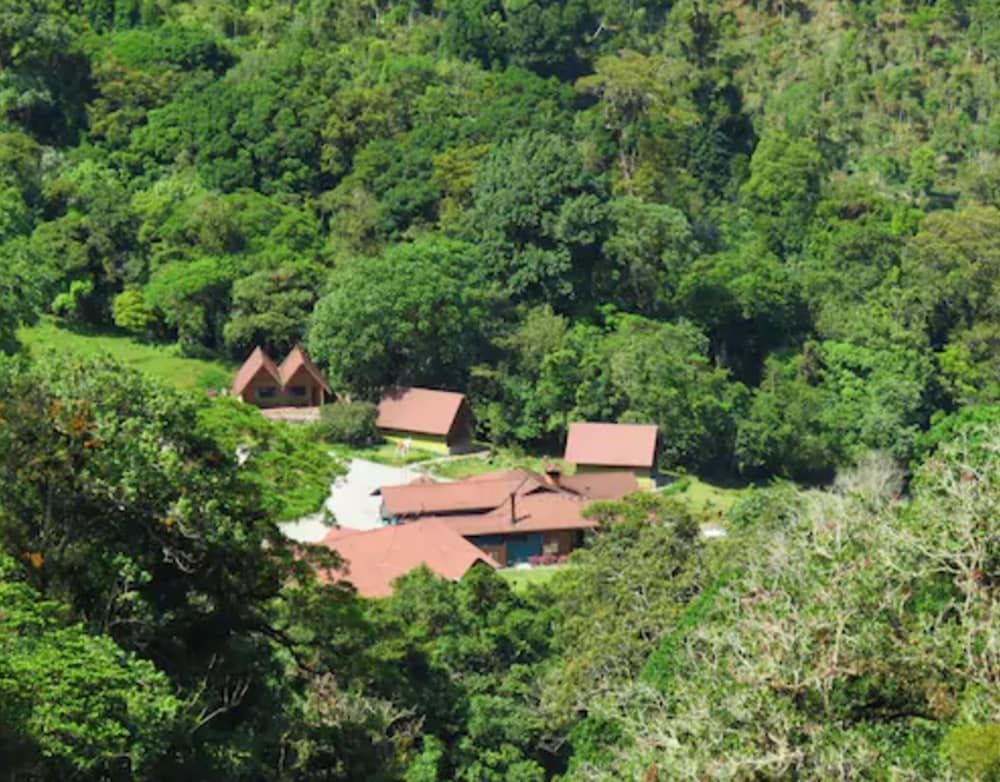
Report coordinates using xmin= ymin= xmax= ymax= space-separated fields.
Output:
xmin=510 ymin=491 xmax=517 ymax=525
xmin=543 ymin=461 xmax=561 ymax=486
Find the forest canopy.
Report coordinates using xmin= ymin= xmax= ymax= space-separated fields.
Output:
xmin=3 ymin=0 xmax=1000 ymax=479
xmin=2 ymin=0 xmax=1000 ymax=779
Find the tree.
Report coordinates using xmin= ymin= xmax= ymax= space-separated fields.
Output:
xmin=900 ymin=207 xmax=1000 ymax=405
xmin=464 ymin=131 xmax=608 ymax=310
xmin=583 ymin=439 xmax=999 ymax=778
xmin=543 ymin=493 xmax=702 ymax=725
xmin=0 ymin=554 xmax=179 ymax=779
xmin=307 ymin=238 xmax=493 ymax=397
xmin=740 ymin=130 xmax=825 ymax=257
xmin=0 ymin=356 xmax=409 ymax=778
xmin=0 ymin=358 xmax=294 ymax=775
xmin=736 ymin=351 xmax=842 ymax=480
xmin=112 ymin=289 xmax=155 ymax=334
xmin=600 ymin=197 xmax=697 ymax=316
xmin=678 ymin=241 xmax=808 ymax=383
xmin=0 ymin=237 xmax=48 ymax=351
xmin=223 ymin=262 xmax=322 ymax=358
xmin=369 ymin=566 xmax=558 ymax=781
xmin=592 ymin=314 xmax=746 ymax=471
xmin=144 ymin=257 xmax=233 ymax=354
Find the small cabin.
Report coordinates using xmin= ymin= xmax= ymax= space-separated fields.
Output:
xmin=563 ymin=422 xmax=659 ymax=490
xmin=232 ymin=345 xmax=331 ymax=408
xmin=376 ymin=386 xmax=474 ymax=455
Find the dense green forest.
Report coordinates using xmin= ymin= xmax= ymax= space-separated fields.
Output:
xmin=2 ymin=0 xmax=1000 ymax=479
xmin=2 ymin=0 xmax=1000 ymax=778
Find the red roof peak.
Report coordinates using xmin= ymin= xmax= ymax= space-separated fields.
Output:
xmin=231 ymin=346 xmax=281 ymax=396
xmin=318 ymin=519 xmax=498 ymax=597
xmin=376 ymin=386 xmax=468 ymax=436
xmin=563 ymin=422 xmax=658 ymax=469
xmin=232 ymin=345 xmax=331 ymax=398
xmin=279 ymin=344 xmax=331 ymax=393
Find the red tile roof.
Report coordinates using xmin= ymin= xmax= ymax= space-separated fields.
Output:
xmin=425 ymin=491 xmax=597 ymax=536
xmin=279 ymin=344 xmax=331 ymax=393
xmin=232 ymin=346 xmax=281 ymax=397
xmin=318 ymin=520 xmax=498 ymax=598
xmin=377 ymin=387 xmax=467 ymax=436
xmin=380 ymin=468 xmax=638 ymax=518
xmin=563 ymin=422 xmax=658 ymax=469
xmin=381 ymin=471 xmax=539 ymax=517
xmin=556 ymin=470 xmax=639 ymax=499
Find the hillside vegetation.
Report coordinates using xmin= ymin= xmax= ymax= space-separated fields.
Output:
xmin=18 ymin=317 xmax=232 ymax=390
xmin=2 ymin=0 xmax=1000 ymax=779
xmin=2 ymin=0 xmax=1000 ymax=482
xmin=3 ymin=362 xmax=997 ymax=780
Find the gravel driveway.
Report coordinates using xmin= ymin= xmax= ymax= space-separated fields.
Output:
xmin=279 ymin=458 xmax=427 ymax=543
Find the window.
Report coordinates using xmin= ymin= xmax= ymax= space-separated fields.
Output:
xmin=289 ymin=385 xmax=307 ymax=398
xmin=256 ymin=386 xmax=277 ymax=400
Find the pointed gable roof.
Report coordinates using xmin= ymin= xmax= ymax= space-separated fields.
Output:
xmin=232 ymin=346 xmax=281 ymax=397
xmin=563 ymin=422 xmax=658 ymax=469
xmin=376 ymin=387 xmax=468 ymax=437
xmin=279 ymin=344 xmax=331 ymax=393
xmin=318 ymin=520 xmax=498 ymax=598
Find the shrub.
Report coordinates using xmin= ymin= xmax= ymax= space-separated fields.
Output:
xmin=942 ymin=724 xmax=1000 ymax=781
xmin=314 ymin=401 xmax=378 ymax=446
xmin=112 ymin=289 xmax=154 ymax=334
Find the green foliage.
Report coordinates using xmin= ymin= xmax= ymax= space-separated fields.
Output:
xmin=144 ymin=257 xmax=233 ymax=355
xmin=223 ymin=262 xmax=322 ymax=359
xmin=197 ymin=396 xmax=344 ymax=520
xmin=942 ymin=724 xmax=1000 ymax=781
xmin=544 ymin=493 xmax=702 ymax=723
xmin=740 ymin=130 xmax=825 ymax=256
xmin=0 ymin=555 xmax=180 ymax=778
xmin=369 ymin=566 xmax=559 ymax=780
xmin=111 ymin=289 xmax=154 ymax=334
xmin=465 ymin=131 xmax=607 ymax=308
xmin=313 ymin=401 xmax=379 ymax=446
xmin=308 ymin=238 xmax=493 ymax=397
xmin=7 ymin=4 xmax=1000 ymax=773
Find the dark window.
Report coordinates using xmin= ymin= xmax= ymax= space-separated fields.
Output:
xmin=289 ymin=386 xmax=307 ymax=398
xmin=257 ymin=386 xmax=277 ymax=399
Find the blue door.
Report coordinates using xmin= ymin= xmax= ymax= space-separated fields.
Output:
xmin=506 ymin=534 xmax=543 ymax=564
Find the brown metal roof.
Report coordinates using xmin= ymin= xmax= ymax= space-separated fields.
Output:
xmin=279 ymin=344 xmax=331 ymax=393
xmin=563 ymin=422 xmax=658 ymax=469
xmin=232 ymin=345 xmax=332 ymax=398
xmin=381 ymin=470 xmax=540 ymax=517
xmin=425 ymin=492 xmax=598 ymax=536
xmin=318 ymin=520 xmax=498 ymax=598
xmin=231 ymin=346 xmax=281 ymax=396
xmin=556 ymin=470 xmax=639 ymax=499
xmin=376 ymin=387 xmax=467 ymax=436
xmin=380 ymin=468 xmax=637 ymax=518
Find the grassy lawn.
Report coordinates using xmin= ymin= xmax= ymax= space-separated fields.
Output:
xmin=329 ymin=441 xmax=440 ymax=467
xmin=660 ymin=475 xmax=745 ymax=522
xmin=429 ymin=448 xmax=573 ymax=480
xmin=499 ymin=565 xmax=565 ymax=593
xmin=18 ymin=318 xmax=233 ymax=392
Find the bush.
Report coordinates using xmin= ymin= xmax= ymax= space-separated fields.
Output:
xmin=942 ymin=724 xmax=1000 ymax=781
xmin=314 ymin=401 xmax=379 ymax=446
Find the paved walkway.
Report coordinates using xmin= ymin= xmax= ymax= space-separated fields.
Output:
xmin=279 ymin=458 xmax=427 ymax=543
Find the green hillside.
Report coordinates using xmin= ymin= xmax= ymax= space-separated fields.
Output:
xmin=19 ymin=319 xmax=233 ymax=391
xmin=1 ymin=0 xmax=1000 ymax=779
